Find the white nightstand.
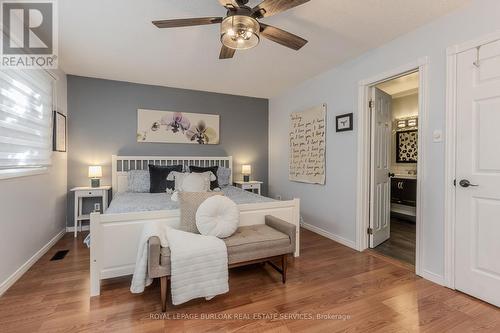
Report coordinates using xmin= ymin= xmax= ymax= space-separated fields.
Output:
xmin=70 ymin=186 xmax=111 ymax=238
xmin=233 ymin=181 xmax=263 ymax=195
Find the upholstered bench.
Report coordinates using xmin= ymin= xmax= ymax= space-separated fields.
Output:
xmin=148 ymin=215 xmax=296 ymax=311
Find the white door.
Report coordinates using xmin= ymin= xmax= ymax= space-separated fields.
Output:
xmin=370 ymin=88 xmax=392 ymax=247
xmin=455 ymin=39 xmax=500 ymax=307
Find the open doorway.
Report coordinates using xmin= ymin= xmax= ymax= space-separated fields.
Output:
xmin=356 ymin=58 xmax=427 ymax=277
xmin=369 ymin=72 xmax=419 ymax=267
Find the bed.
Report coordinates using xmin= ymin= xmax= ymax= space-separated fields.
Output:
xmin=89 ymin=155 xmax=300 ymax=297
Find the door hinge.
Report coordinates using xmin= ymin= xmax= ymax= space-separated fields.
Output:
xmin=369 ymin=100 xmax=374 ymax=109
xmin=367 ymin=228 xmax=373 ymax=235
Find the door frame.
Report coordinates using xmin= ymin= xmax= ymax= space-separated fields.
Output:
xmin=444 ymin=30 xmax=500 ymax=289
xmin=356 ymin=57 xmax=429 ymax=278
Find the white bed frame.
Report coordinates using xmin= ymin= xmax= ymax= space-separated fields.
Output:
xmin=89 ymin=155 xmax=300 ymax=297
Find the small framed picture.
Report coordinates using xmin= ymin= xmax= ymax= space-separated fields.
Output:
xmin=336 ymin=113 xmax=353 ymax=132
xmin=53 ymin=111 xmax=67 ymax=152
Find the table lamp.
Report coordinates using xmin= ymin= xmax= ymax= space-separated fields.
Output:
xmin=88 ymin=165 xmax=102 ymax=188
xmin=242 ymin=164 xmax=251 ymax=182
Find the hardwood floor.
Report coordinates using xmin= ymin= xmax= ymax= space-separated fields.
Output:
xmin=373 ymin=217 xmax=416 ymax=266
xmin=0 ymin=229 xmax=498 ymax=332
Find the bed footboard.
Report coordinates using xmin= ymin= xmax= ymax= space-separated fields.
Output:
xmin=89 ymin=198 xmax=300 ymax=297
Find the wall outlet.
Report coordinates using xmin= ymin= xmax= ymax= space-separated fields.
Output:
xmin=94 ymin=203 xmax=101 ymax=212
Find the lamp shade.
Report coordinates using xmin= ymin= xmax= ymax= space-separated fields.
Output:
xmin=242 ymin=165 xmax=251 ymax=175
xmin=88 ymin=165 xmax=102 ymax=178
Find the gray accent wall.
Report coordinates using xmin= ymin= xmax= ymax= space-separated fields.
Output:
xmin=67 ymin=75 xmax=269 ymax=227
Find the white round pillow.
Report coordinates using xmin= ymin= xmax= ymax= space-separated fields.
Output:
xmin=196 ymin=196 xmax=239 ymax=238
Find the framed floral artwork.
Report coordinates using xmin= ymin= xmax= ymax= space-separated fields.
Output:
xmin=137 ymin=109 xmax=220 ymax=144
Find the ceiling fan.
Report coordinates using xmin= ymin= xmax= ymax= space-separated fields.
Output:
xmin=152 ymin=0 xmax=310 ymax=59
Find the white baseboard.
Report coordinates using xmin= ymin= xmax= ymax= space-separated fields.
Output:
xmin=421 ymin=269 xmax=445 ymax=286
xmin=66 ymin=225 xmax=90 ymax=232
xmin=0 ymin=229 xmax=66 ymax=296
xmin=301 ymin=222 xmax=357 ymax=250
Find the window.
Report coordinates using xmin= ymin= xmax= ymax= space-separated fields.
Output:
xmin=0 ymin=68 xmax=54 ymax=178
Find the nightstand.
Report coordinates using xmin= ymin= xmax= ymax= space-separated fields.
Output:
xmin=233 ymin=181 xmax=263 ymax=195
xmin=70 ymin=186 xmax=111 ymax=238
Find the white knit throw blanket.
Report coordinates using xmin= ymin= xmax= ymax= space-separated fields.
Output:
xmin=131 ymin=222 xmax=228 ymax=305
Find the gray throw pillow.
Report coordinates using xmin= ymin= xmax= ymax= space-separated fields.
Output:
xmin=178 ymin=192 xmax=223 ymax=233
xmin=217 ymin=167 xmax=232 ymax=187
xmin=127 ymin=170 xmax=150 ymax=193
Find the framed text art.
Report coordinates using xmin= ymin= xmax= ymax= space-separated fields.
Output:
xmin=289 ymin=104 xmax=326 ymax=185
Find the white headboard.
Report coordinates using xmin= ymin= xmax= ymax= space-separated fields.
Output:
xmin=111 ymin=155 xmax=233 ymax=195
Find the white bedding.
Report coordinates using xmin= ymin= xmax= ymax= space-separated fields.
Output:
xmin=131 ymin=222 xmax=228 ymax=305
xmin=106 ymin=185 xmax=275 ymax=214
xmin=84 ymin=186 xmax=279 ymax=249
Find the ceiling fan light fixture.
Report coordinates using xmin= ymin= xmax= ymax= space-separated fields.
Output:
xmin=220 ymin=15 xmax=260 ymax=50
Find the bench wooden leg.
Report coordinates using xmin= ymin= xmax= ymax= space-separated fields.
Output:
xmin=282 ymin=254 xmax=287 ymax=284
xmin=267 ymin=254 xmax=288 ymax=284
xmin=160 ymin=276 xmax=168 ymax=312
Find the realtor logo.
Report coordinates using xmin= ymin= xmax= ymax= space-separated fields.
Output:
xmin=1 ymin=0 xmax=58 ymax=68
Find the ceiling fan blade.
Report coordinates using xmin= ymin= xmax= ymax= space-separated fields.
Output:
xmin=218 ymin=0 xmax=240 ymax=9
xmin=219 ymin=45 xmax=236 ymax=59
xmin=252 ymin=0 xmax=310 ymax=18
xmin=260 ymin=23 xmax=308 ymax=50
xmin=152 ymin=17 xmax=223 ymax=28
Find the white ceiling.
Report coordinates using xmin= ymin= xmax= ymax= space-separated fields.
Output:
xmin=377 ymin=72 xmax=419 ymax=97
xmin=59 ymin=0 xmax=470 ymax=98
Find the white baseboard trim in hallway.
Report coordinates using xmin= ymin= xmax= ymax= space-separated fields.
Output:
xmin=301 ymin=222 xmax=357 ymax=250
xmin=0 ymin=229 xmax=66 ymax=297
xmin=421 ymin=269 xmax=445 ymax=286
xmin=66 ymin=225 xmax=90 ymax=232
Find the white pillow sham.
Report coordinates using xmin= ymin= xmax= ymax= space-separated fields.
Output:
xmin=167 ymin=171 xmax=214 ymax=191
xmin=168 ymin=171 xmax=216 ymax=201
xmin=196 ymin=196 xmax=239 ymax=238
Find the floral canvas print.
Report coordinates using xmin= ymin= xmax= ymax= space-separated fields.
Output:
xmin=137 ymin=109 xmax=219 ymax=144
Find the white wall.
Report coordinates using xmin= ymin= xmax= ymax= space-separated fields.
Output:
xmin=391 ymin=94 xmax=418 ymax=174
xmin=0 ymin=69 xmax=67 ymax=293
xmin=392 ymin=94 xmax=419 ymax=119
xmin=269 ymin=0 xmax=500 ymax=280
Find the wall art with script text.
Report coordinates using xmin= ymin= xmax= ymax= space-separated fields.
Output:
xmin=289 ymin=105 xmax=326 ymax=184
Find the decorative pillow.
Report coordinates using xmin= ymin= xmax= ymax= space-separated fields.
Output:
xmin=189 ymin=165 xmax=219 ymax=190
xmin=148 ymin=164 xmax=182 ymax=193
xmin=127 ymin=170 xmax=150 ymax=193
xmin=196 ymin=196 xmax=239 ymax=238
xmin=178 ymin=192 xmax=223 ymax=233
xmin=167 ymin=171 xmax=214 ymax=192
xmin=217 ymin=167 xmax=232 ymax=187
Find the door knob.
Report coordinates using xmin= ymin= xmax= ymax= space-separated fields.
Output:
xmin=459 ymin=179 xmax=479 ymax=188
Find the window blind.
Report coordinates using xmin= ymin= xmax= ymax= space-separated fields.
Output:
xmin=0 ymin=68 xmax=54 ymax=170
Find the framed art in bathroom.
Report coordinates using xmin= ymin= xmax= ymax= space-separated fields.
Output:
xmin=396 ymin=129 xmax=418 ymax=163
